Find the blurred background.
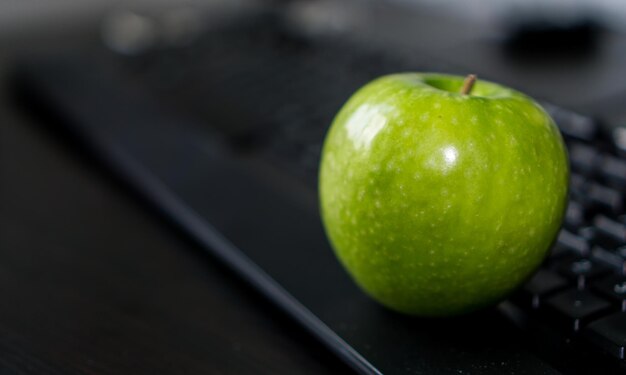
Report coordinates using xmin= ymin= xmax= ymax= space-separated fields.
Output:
xmin=3 ymin=0 xmax=626 ymax=118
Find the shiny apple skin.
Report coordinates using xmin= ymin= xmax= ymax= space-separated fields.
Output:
xmin=319 ymin=73 xmax=569 ymax=316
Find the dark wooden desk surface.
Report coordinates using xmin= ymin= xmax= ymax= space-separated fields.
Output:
xmin=0 ymin=61 xmax=351 ymax=373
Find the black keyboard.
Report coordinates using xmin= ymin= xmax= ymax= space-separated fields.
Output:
xmin=107 ymin=14 xmax=429 ymax=185
xmin=14 ymin=11 xmax=626 ymax=374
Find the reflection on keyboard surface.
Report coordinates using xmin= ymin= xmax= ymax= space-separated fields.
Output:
xmin=110 ymin=13 xmax=626 ymax=362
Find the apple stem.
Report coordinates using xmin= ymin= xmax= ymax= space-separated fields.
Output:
xmin=460 ymin=74 xmax=477 ymax=95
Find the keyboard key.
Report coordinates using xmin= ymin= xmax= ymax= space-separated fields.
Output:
xmin=578 ymin=226 xmax=596 ymax=242
xmin=564 ymin=201 xmax=585 ymax=230
xmin=554 ymin=230 xmax=589 ymax=257
xmin=557 ymin=257 xmax=611 ymax=289
xmin=587 ymin=183 xmax=623 ymax=214
xmin=613 ymin=126 xmax=626 ymax=157
xmin=600 ymin=155 xmax=626 ymax=187
xmin=545 ymin=289 xmax=612 ymax=331
xmin=569 ymin=142 xmax=600 ymax=173
xmin=586 ymin=312 xmax=626 ymax=359
xmin=594 ymin=215 xmax=626 ymax=245
xmin=545 ymin=104 xmax=598 ymax=141
xmin=519 ymin=269 xmax=569 ymax=309
xmin=569 ymin=173 xmax=588 ymax=199
xmin=592 ymin=275 xmax=626 ymax=311
xmin=591 ymin=246 xmax=626 ymax=274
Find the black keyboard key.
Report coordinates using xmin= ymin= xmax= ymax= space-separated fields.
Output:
xmin=545 ymin=289 xmax=612 ymax=331
xmin=613 ymin=126 xmax=626 ymax=157
xmin=557 ymin=257 xmax=611 ymax=289
xmin=564 ymin=201 xmax=585 ymax=230
xmin=594 ymin=215 xmax=626 ymax=245
xmin=600 ymin=155 xmax=626 ymax=187
xmin=586 ymin=312 xmax=626 ymax=359
xmin=578 ymin=226 xmax=596 ymax=241
xmin=592 ymin=275 xmax=626 ymax=311
xmin=570 ymin=173 xmax=588 ymax=199
xmin=569 ymin=142 xmax=600 ymax=173
xmin=544 ymin=104 xmax=598 ymax=141
xmin=587 ymin=183 xmax=623 ymax=214
xmin=591 ymin=246 xmax=626 ymax=274
xmin=554 ymin=230 xmax=589 ymax=257
xmin=519 ymin=269 xmax=569 ymax=309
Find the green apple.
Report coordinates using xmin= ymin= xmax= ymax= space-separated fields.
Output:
xmin=319 ymin=73 xmax=569 ymax=316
